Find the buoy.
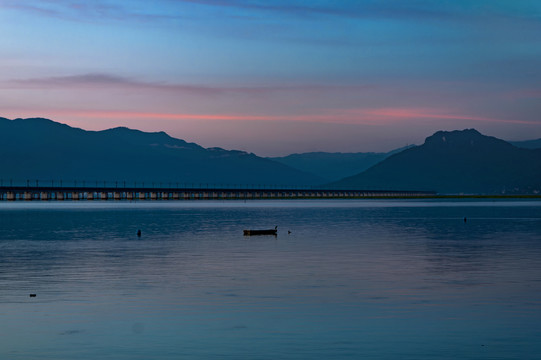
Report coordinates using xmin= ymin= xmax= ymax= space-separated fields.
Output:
xmin=137 ymin=229 xmax=141 ymax=237
xmin=288 ymin=230 xmax=291 ymax=234
xmin=29 ymin=294 xmax=36 ymax=297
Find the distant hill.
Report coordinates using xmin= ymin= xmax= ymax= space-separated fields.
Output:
xmin=0 ymin=117 xmax=322 ymax=187
xmin=269 ymin=146 xmax=414 ymax=182
xmin=329 ymin=129 xmax=541 ymax=194
xmin=510 ymin=138 xmax=541 ymax=149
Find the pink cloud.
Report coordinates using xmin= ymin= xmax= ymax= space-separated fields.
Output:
xmin=5 ymin=106 xmax=537 ymax=130
xmin=35 ymin=109 xmax=386 ymax=125
xmin=350 ymin=107 xmax=537 ymax=125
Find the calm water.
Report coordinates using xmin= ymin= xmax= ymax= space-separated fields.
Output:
xmin=1 ymin=200 xmax=541 ymax=359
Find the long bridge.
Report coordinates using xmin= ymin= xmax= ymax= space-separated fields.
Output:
xmin=0 ymin=185 xmax=435 ymax=201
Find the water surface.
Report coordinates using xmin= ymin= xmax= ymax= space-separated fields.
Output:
xmin=1 ymin=200 xmax=540 ymax=359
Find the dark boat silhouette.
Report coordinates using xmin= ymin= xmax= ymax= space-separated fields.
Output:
xmin=243 ymin=226 xmax=277 ymax=236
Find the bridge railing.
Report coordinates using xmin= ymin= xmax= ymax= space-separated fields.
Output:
xmin=0 ymin=178 xmax=435 ymax=193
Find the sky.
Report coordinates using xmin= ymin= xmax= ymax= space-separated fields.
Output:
xmin=1 ymin=0 xmax=541 ymax=156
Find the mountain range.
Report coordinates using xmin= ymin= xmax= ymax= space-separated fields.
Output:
xmin=268 ymin=146 xmax=413 ymax=183
xmin=1 ymin=117 xmax=540 ymax=194
xmin=0 ymin=117 xmax=322 ymax=187
xmin=330 ymin=129 xmax=541 ymax=194
xmin=510 ymin=138 xmax=541 ymax=150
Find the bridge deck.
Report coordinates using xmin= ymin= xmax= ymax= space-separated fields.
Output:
xmin=0 ymin=186 xmax=435 ymax=201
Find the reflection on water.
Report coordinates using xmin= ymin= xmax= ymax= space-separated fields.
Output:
xmin=1 ymin=200 xmax=541 ymax=359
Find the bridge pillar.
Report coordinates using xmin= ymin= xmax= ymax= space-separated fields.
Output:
xmin=114 ymin=192 xmax=121 ymax=200
xmin=56 ymin=192 xmax=65 ymax=201
xmin=40 ymin=192 xmax=49 ymax=200
xmin=7 ymin=192 xmax=15 ymax=201
xmin=24 ymin=191 xmax=33 ymax=201
xmin=72 ymin=192 xmax=80 ymax=200
xmin=86 ymin=192 xmax=94 ymax=200
xmin=100 ymin=192 xmax=108 ymax=200
xmin=139 ymin=192 xmax=146 ymax=200
xmin=126 ymin=192 xmax=134 ymax=200
xmin=151 ymin=192 xmax=158 ymax=200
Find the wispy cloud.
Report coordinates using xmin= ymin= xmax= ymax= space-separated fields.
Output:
xmin=5 ymin=0 xmax=539 ymax=24
xmin=9 ymin=73 xmax=224 ymax=95
xmin=172 ymin=0 xmax=461 ymax=21
xmin=0 ymin=0 xmax=438 ymax=21
xmin=35 ymin=106 xmax=536 ymax=127
xmin=158 ymin=0 xmax=541 ymax=24
xmin=351 ymin=107 xmax=537 ymax=126
xmin=7 ymin=73 xmax=373 ymax=96
xmin=0 ymin=0 xmax=184 ymax=23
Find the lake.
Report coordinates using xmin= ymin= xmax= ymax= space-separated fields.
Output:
xmin=1 ymin=199 xmax=541 ymax=359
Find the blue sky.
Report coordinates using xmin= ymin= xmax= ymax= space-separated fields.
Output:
xmin=1 ymin=0 xmax=540 ymax=155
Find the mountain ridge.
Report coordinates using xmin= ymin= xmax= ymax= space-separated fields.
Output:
xmin=0 ymin=117 xmax=322 ymax=186
xmin=2 ymin=118 xmax=541 ymax=194
xmin=329 ymin=129 xmax=541 ymax=194
xmin=510 ymin=138 xmax=541 ymax=150
xmin=268 ymin=145 xmax=414 ymax=182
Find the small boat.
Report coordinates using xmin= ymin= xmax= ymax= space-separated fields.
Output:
xmin=243 ymin=226 xmax=277 ymax=236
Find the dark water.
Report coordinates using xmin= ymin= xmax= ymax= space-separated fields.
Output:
xmin=1 ymin=200 xmax=541 ymax=359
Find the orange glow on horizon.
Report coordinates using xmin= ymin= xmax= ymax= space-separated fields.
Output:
xmin=4 ymin=107 xmax=537 ymax=128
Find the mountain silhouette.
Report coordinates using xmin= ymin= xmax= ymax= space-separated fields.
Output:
xmin=0 ymin=117 xmax=322 ymax=187
xmin=510 ymin=138 xmax=541 ymax=150
xmin=268 ymin=146 xmax=413 ymax=182
xmin=329 ymin=129 xmax=541 ymax=194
